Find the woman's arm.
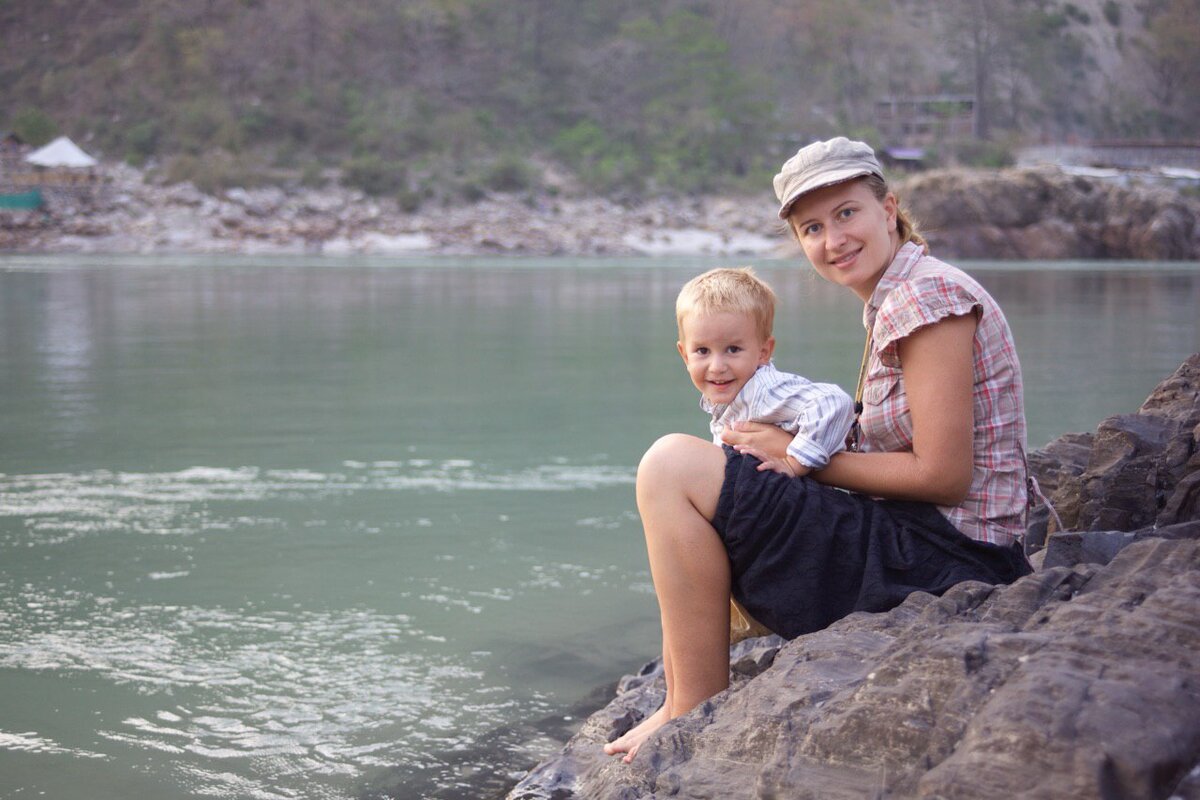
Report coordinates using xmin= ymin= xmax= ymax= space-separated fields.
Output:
xmin=724 ymin=313 xmax=977 ymax=505
xmin=814 ymin=313 xmax=976 ymax=504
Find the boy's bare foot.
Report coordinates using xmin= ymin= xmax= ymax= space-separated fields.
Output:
xmin=603 ymin=704 xmax=670 ymax=763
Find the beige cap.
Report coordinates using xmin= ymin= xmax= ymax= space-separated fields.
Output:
xmin=773 ymin=137 xmax=883 ymax=219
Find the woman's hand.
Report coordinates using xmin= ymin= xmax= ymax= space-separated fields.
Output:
xmin=721 ymin=422 xmax=810 ymax=477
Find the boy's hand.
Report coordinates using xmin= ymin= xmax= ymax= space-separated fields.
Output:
xmin=721 ymin=421 xmax=792 ymax=460
xmin=723 ymin=422 xmax=810 ymax=478
xmin=736 ymin=447 xmax=809 ymax=478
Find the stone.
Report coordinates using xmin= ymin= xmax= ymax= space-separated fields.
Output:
xmin=1032 ymin=353 xmax=1200 ymax=538
xmin=510 ymin=357 xmax=1200 ymax=800
xmin=1077 ymin=412 xmax=1181 ymax=531
xmin=509 ymin=538 xmax=1200 ymax=800
xmin=899 ymin=168 xmax=1200 ymax=260
xmin=1162 ymin=468 xmax=1200 ymax=527
xmin=1039 ymin=529 xmax=1137 ymax=569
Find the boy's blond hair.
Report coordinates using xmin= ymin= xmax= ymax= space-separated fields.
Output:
xmin=676 ymin=267 xmax=776 ymax=342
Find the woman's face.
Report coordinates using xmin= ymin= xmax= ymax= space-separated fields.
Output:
xmin=787 ymin=179 xmax=899 ymax=301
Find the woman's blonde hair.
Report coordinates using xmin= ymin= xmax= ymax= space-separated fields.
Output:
xmin=676 ymin=267 xmax=775 ymax=342
xmin=861 ymin=173 xmax=927 ymax=252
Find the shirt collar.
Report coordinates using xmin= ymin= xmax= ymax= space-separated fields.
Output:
xmin=863 ymin=240 xmax=924 ymax=331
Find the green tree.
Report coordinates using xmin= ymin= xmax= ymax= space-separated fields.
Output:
xmin=575 ymin=9 xmax=775 ymax=191
xmin=1144 ymin=0 xmax=1200 ymax=133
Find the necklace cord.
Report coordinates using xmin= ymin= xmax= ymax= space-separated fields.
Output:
xmin=848 ymin=330 xmax=872 ymax=451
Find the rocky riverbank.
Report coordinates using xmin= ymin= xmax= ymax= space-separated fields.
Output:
xmin=506 ymin=354 xmax=1200 ymax=800
xmin=0 ymin=163 xmax=779 ymax=257
xmin=2 ymin=163 xmax=1198 ymax=259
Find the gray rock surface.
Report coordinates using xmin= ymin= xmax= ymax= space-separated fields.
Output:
xmin=901 ymin=168 xmax=1200 ymax=260
xmin=1037 ymin=353 xmax=1200 ymax=536
xmin=508 ymin=355 xmax=1200 ymax=800
xmin=510 ymin=539 xmax=1200 ymax=799
xmin=0 ymin=163 xmax=778 ymax=257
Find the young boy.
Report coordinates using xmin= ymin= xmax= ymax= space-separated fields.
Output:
xmin=676 ymin=267 xmax=853 ymax=479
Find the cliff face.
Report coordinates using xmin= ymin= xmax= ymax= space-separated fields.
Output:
xmin=899 ymin=168 xmax=1200 ymax=261
xmin=508 ymin=354 xmax=1200 ymax=800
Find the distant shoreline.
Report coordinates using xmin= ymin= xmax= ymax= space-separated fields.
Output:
xmin=3 ymin=162 xmax=1198 ymax=260
xmin=0 ymin=163 xmax=784 ymax=259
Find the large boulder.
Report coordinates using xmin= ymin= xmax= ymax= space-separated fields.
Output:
xmin=509 ymin=539 xmax=1200 ymax=799
xmin=899 ymin=168 xmax=1200 ymax=260
xmin=508 ymin=355 xmax=1200 ymax=800
xmin=1035 ymin=352 xmax=1200 ymax=538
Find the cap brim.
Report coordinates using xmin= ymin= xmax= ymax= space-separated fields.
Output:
xmin=776 ymin=168 xmax=875 ymax=219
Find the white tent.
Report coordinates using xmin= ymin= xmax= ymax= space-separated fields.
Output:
xmin=25 ymin=136 xmax=98 ymax=168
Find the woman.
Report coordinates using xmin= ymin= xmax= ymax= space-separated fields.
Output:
xmin=605 ymin=137 xmax=1031 ymax=762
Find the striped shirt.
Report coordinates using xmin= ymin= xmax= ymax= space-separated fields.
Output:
xmin=860 ymin=241 xmax=1027 ymax=546
xmin=702 ymin=361 xmax=854 ymax=470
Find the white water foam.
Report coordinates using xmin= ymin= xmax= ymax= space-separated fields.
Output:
xmin=0 ymin=729 xmax=108 ymax=759
xmin=0 ymin=460 xmax=634 ymax=546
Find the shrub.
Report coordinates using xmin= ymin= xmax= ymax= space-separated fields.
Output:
xmin=299 ymin=162 xmax=326 ymax=188
xmin=163 ymin=152 xmax=270 ymax=193
xmin=397 ymin=189 xmax=422 ymax=213
xmin=552 ymin=120 xmax=640 ymax=192
xmin=1103 ymin=0 xmax=1121 ymax=26
xmin=947 ymin=138 xmax=1016 ymax=169
xmin=11 ymin=107 xmax=58 ymax=146
xmin=342 ymin=153 xmax=408 ymax=196
xmin=125 ymin=120 xmax=160 ymax=165
xmin=484 ymin=155 xmax=533 ymax=193
xmin=1064 ymin=3 xmax=1091 ymax=24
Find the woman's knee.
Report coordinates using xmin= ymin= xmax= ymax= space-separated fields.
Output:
xmin=639 ymin=433 xmax=705 ymax=484
xmin=637 ymin=434 xmax=725 ymax=519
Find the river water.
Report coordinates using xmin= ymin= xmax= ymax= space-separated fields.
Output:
xmin=1 ymin=255 xmax=1198 ymax=799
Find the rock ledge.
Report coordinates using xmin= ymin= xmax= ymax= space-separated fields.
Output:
xmin=509 ymin=355 xmax=1200 ymax=800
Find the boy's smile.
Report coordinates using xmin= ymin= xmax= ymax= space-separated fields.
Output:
xmin=677 ymin=311 xmax=775 ymax=406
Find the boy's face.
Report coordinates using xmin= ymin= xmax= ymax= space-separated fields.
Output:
xmin=677 ymin=311 xmax=775 ymax=406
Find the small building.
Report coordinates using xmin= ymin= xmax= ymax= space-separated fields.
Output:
xmin=2 ymin=135 xmax=101 ymax=211
xmin=875 ymin=95 xmax=977 ymax=149
xmin=20 ymin=136 xmax=99 ymax=185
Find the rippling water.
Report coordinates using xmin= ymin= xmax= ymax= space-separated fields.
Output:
xmin=1 ymin=255 xmax=1197 ymax=798
xmin=0 ymin=459 xmax=652 ymax=798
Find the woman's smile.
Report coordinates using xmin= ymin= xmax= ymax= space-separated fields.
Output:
xmin=828 ymin=247 xmax=861 ymax=269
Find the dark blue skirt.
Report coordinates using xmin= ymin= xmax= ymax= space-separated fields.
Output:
xmin=712 ymin=447 xmax=1031 ymax=640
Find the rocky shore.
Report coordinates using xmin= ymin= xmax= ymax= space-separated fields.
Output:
xmin=506 ymin=354 xmax=1200 ymax=800
xmin=0 ymin=163 xmax=779 ymax=257
xmin=2 ymin=163 xmax=1198 ymax=259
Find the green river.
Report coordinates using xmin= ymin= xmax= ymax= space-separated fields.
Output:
xmin=1 ymin=255 xmax=1197 ymax=798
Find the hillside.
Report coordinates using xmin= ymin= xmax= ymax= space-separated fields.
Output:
xmin=2 ymin=0 xmax=1198 ymax=204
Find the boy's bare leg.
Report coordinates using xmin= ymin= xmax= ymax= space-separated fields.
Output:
xmin=603 ymin=435 xmax=729 ymax=762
